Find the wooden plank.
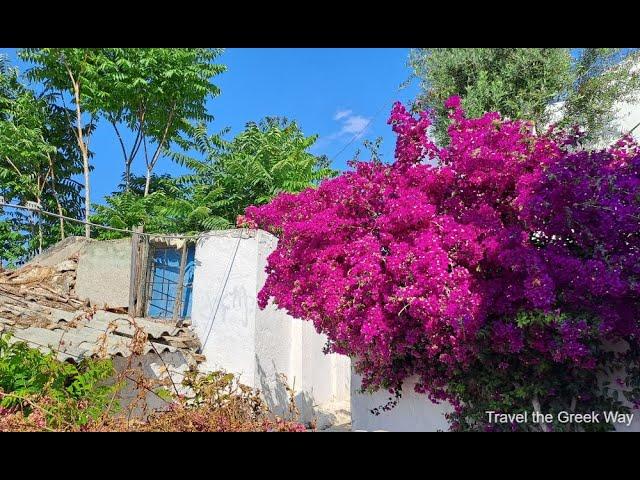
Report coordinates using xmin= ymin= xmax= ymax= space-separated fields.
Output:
xmin=128 ymin=226 xmax=142 ymax=317
xmin=135 ymin=232 xmax=150 ymax=317
xmin=173 ymin=241 xmax=189 ymax=324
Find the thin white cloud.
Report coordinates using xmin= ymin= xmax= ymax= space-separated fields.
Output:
xmin=340 ymin=114 xmax=370 ymax=137
xmin=326 ymin=110 xmax=372 ymax=142
xmin=334 ymin=109 xmax=353 ymax=121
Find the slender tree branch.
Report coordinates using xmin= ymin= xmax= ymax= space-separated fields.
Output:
xmin=110 ymin=119 xmax=129 ymax=164
xmin=38 ymin=166 xmax=52 ymax=197
xmin=149 ymin=102 xmax=177 ymax=171
xmin=4 ymin=156 xmax=22 ymax=177
xmin=63 ymin=58 xmax=91 ymax=238
xmin=46 ymin=152 xmax=65 ymax=239
xmin=145 ymin=103 xmax=176 ymax=196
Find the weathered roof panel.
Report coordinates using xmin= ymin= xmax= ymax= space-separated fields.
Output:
xmin=7 ymin=322 xmax=186 ymax=362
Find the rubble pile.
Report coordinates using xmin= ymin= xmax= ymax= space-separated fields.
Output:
xmin=0 ymin=254 xmax=88 ymax=329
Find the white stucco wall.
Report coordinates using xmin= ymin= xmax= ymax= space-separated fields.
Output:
xmin=253 ymin=229 xmax=294 ymax=418
xmin=191 ymin=230 xmax=258 ymax=385
xmin=190 ymin=229 xmax=351 ymax=427
xmin=612 ymin=99 xmax=640 ymax=140
xmin=546 ymin=93 xmax=640 ymax=147
xmin=351 ymin=373 xmax=453 ymax=432
xmin=352 ymin=368 xmax=640 ymax=432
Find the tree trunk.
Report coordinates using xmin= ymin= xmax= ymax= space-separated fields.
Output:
xmin=81 ymin=139 xmax=91 ymax=237
xmin=47 ymin=154 xmax=65 ymax=240
xmin=125 ymin=163 xmax=131 ymax=192
xmin=144 ymin=167 xmax=152 ymax=197
xmin=37 ymin=211 xmax=43 ymax=255
xmin=57 ymin=204 xmax=65 ymax=240
xmin=143 ymin=103 xmax=176 ymax=198
xmin=110 ymin=119 xmax=140 ymax=193
xmin=36 ymin=188 xmax=43 ymax=255
xmin=532 ymin=395 xmax=550 ymax=432
xmin=72 ymin=82 xmax=91 ymax=238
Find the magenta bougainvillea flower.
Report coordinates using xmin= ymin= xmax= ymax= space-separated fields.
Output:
xmin=244 ymin=100 xmax=640 ymax=426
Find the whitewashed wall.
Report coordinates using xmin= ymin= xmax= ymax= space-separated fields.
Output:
xmin=351 ymin=373 xmax=453 ymax=432
xmin=546 ymin=93 xmax=640 ymax=146
xmin=612 ymin=98 xmax=640 ymax=141
xmin=352 ymin=369 xmax=640 ymax=432
xmin=191 ymin=230 xmax=259 ymax=383
xmin=190 ymin=229 xmax=350 ymax=427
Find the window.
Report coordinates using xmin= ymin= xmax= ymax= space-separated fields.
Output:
xmin=146 ymin=244 xmax=195 ymax=320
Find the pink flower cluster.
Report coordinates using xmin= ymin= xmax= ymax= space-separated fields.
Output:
xmin=245 ymin=100 xmax=640 ymax=405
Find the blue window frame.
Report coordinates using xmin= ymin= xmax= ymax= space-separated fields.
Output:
xmin=146 ymin=244 xmax=195 ymax=319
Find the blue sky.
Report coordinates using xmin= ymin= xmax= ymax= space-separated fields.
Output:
xmin=0 ymin=48 xmax=419 ymax=205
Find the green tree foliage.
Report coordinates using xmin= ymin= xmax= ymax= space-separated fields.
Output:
xmin=0 ymin=56 xmax=83 ymax=265
xmin=0 ymin=221 xmax=24 ymax=268
xmin=92 ymin=118 xmax=336 ymax=238
xmin=18 ymin=49 xmax=101 ymax=237
xmin=173 ymin=117 xmax=336 ymax=230
xmin=17 ymin=48 xmax=226 ymax=239
xmin=90 ymin=48 xmax=226 ymax=194
xmin=562 ymin=49 xmax=640 ymax=142
xmin=410 ymin=48 xmax=640 ymax=144
xmin=188 ymin=117 xmax=336 ymax=222
xmin=91 ymin=173 xmax=197 ymax=239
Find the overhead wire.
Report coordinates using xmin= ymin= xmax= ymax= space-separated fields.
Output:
xmin=329 ymin=79 xmax=412 ymax=163
xmin=0 ymin=201 xmax=253 ymax=241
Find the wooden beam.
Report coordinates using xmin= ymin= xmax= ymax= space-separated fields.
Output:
xmin=135 ymin=232 xmax=150 ymax=318
xmin=173 ymin=241 xmax=188 ymax=324
xmin=128 ymin=226 xmax=142 ymax=317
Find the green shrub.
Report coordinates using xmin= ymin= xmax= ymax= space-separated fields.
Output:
xmin=0 ymin=333 xmax=120 ymax=428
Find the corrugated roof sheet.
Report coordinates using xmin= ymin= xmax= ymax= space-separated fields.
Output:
xmin=4 ymin=311 xmax=200 ymax=363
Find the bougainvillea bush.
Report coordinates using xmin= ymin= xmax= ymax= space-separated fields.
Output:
xmin=242 ymin=97 xmax=640 ymax=431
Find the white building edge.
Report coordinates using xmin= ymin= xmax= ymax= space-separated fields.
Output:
xmin=190 ymin=229 xmax=351 ymax=429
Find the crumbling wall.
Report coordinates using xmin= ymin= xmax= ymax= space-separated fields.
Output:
xmin=25 ymin=236 xmax=93 ymax=268
xmin=18 ymin=236 xmax=133 ymax=311
xmin=112 ymin=351 xmax=191 ymax=419
xmin=75 ymin=238 xmax=131 ymax=309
